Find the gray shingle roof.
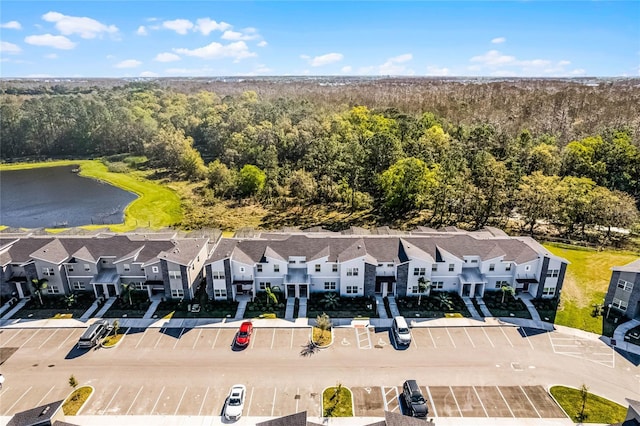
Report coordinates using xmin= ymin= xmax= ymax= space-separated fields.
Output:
xmin=613 ymin=259 xmax=640 ymax=273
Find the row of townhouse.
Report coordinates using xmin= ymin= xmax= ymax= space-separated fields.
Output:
xmin=0 ymin=231 xmax=213 ymax=302
xmin=205 ymin=227 xmax=569 ymax=302
xmin=605 ymin=259 xmax=640 ymax=320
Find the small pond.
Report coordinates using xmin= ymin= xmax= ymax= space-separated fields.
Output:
xmin=0 ymin=165 xmax=138 ymax=228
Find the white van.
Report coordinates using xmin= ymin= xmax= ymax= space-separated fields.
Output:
xmin=392 ymin=316 xmax=411 ymax=346
xmin=78 ymin=320 xmax=111 ymax=348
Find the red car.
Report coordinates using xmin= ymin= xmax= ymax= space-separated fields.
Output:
xmin=235 ymin=321 xmax=253 ymax=347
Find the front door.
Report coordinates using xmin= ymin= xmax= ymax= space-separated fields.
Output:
xmin=299 ymin=285 xmax=307 ymax=298
xmin=381 ymin=282 xmax=388 ymax=297
xmin=462 ymin=283 xmax=471 ymax=297
xmin=474 ymin=283 xmax=484 ymax=298
xmin=375 ymin=281 xmax=382 ymax=294
xmin=287 ymin=284 xmax=296 ymax=298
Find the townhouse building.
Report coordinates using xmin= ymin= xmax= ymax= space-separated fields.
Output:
xmin=604 ymin=259 xmax=640 ymax=320
xmin=0 ymin=232 xmax=211 ymax=302
xmin=205 ymin=228 xmax=568 ymax=302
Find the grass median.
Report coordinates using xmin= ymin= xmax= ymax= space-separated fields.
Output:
xmin=550 ymin=385 xmax=625 ymax=424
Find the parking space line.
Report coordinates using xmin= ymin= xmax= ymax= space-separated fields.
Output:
xmin=290 ymin=330 xmax=294 ymax=349
xmin=135 ymin=330 xmax=148 ymax=349
xmin=19 ymin=329 xmax=40 ymax=348
xmin=500 ymin=327 xmax=514 ymax=347
xmin=154 ymin=329 xmax=165 ymax=349
xmin=38 ymin=329 xmax=59 ymax=349
xmin=247 ymin=387 xmax=254 ymax=416
xmin=173 ymin=328 xmax=185 ymax=349
xmin=472 ymin=386 xmax=489 ymax=417
xmin=428 ymin=329 xmax=437 ymax=348
xmin=212 ymin=329 xmax=220 ymax=349
xmin=2 ymin=329 xmax=22 ymax=345
xmin=174 ymin=386 xmax=188 ymax=415
xmin=464 ymin=328 xmax=476 ymax=348
xmin=270 ymin=329 xmax=276 ymax=350
xmin=411 ymin=330 xmax=419 ymax=349
xmin=58 ymin=329 xmax=76 ymax=349
xmin=192 ymin=329 xmax=202 ymax=350
xmin=482 ymin=328 xmax=495 ymax=348
xmin=6 ymin=386 xmax=32 ymax=414
xmin=520 ymin=328 xmax=535 ymax=350
xmin=126 ymin=386 xmax=144 ymax=415
xmin=445 ymin=329 xmax=457 ymax=348
xmin=496 ymin=387 xmax=515 ymax=417
xmin=449 ymin=386 xmax=462 ymax=416
xmin=296 ymin=387 xmax=299 ymax=412
xmin=150 ymin=386 xmax=165 ymax=415
xmin=101 ymin=385 xmax=122 ymax=414
xmin=356 ymin=327 xmax=372 ymax=349
xmin=425 ymin=386 xmax=438 ymax=417
xmin=36 ymin=385 xmax=56 ymax=407
xmin=198 ymin=387 xmax=209 ymax=416
xmin=251 ymin=329 xmax=257 ymax=349
xmin=381 ymin=386 xmax=399 ymax=412
xmin=520 ymin=386 xmax=541 ymax=418
xmin=271 ymin=387 xmax=277 ymax=416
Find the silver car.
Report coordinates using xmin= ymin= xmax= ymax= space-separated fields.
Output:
xmin=223 ymin=384 xmax=246 ymax=421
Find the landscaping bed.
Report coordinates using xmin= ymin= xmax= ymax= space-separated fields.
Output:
xmin=153 ymin=299 xmax=239 ymax=319
xmin=63 ymin=385 xmax=93 ymax=415
xmin=307 ymin=295 xmax=377 ymax=318
xmin=482 ymin=291 xmax=531 ymax=319
xmin=243 ymin=292 xmax=286 ymax=318
xmin=395 ymin=292 xmax=471 ymax=318
xmin=550 ymin=385 xmax=625 ymax=424
xmin=322 ymin=385 xmax=353 ymax=417
xmin=624 ymin=324 xmax=640 ymax=346
xmin=602 ymin=309 xmax=630 ymax=338
xmin=531 ymin=297 xmax=559 ymax=323
xmin=12 ymin=294 xmax=94 ymax=319
xmin=102 ymin=293 xmax=151 ymax=318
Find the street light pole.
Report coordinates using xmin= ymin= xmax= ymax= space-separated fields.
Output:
xmin=606 ymin=303 xmax=612 ymax=319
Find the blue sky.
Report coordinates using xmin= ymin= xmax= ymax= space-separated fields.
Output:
xmin=1 ymin=1 xmax=638 ymax=78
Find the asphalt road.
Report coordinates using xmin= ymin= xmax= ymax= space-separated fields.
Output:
xmin=0 ymin=324 xmax=638 ymax=420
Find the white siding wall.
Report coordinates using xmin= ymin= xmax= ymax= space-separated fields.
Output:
xmin=33 ymin=259 xmax=64 ymax=294
xmin=209 ymin=259 xmax=227 ymax=300
xmin=339 ymin=257 xmax=365 ymax=296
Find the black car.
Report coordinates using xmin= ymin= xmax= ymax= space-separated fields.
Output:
xmin=402 ymin=380 xmax=428 ymax=417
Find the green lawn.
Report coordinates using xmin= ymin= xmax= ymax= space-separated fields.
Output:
xmin=323 ymin=386 xmax=353 ymax=417
xmin=544 ymin=243 xmax=638 ymax=334
xmin=550 ymin=385 xmax=626 ymax=424
xmin=0 ymin=159 xmax=182 ymax=231
xmin=63 ymin=386 xmax=93 ymax=415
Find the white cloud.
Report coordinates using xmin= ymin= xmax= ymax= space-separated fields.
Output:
xmin=0 ymin=41 xmax=21 ymax=54
xmin=470 ymin=49 xmax=583 ymax=76
xmin=154 ymin=52 xmax=181 ymax=62
xmin=491 ymin=37 xmax=506 ymax=44
xmin=140 ymin=71 xmax=159 ymax=77
xmin=136 ymin=26 xmax=147 ymax=36
xmin=115 ymin=59 xmax=142 ymax=68
xmin=304 ymin=52 xmax=343 ymax=67
xmin=379 ymin=53 xmax=413 ymax=75
xmin=42 ymin=11 xmax=118 ymax=39
xmin=257 ymin=40 xmax=268 ymax=47
xmin=221 ymin=29 xmax=260 ymax=41
xmin=341 ymin=65 xmax=352 ymax=73
xmin=174 ymin=41 xmax=255 ymax=61
xmin=162 ymin=19 xmax=193 ymax=35
xmin=45 ymin=53 xmax=58 ymax=59
xmin=106 ymin=54 xmax=116 ymax=60
xmin=426 ymin=65 xmax=450 ymax=76
xmin=470 ymin=50 xmax=515 ymax=66
xmin=25 ymin=34 xmax=76 ymax=50
xmin=558 ymin=60 xmax=571 ymax=66
xmin=195 ymin=18 xmax=231 ymax=35
xmin=1 ymin=21 xmax=22 ymax=30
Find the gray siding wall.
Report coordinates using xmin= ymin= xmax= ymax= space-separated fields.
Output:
xmin=363 ymin=263 xmax=376 ymax=297
xmin=180 ymin=265 xmax=191 ymax=300
xmin=396 ymin=263 xmax=409 ymax=297
xmin=160 ymin=260 xmax=171 ymax=299
xmin=0 ymin=267 xmax=16 ymax=300
xmin=604 ymin=271 xmax=620 ymax=309
xmin=605 ymin=271 xmax=640 ymax=319
xmin=205 ymin=264 xmax=214 ymax=299
xmin=25 ymin=263 xmax=38 ymax=294
xmin=536 ymin=257 xmax=550 ymax=298
xmin=223 ymin=259 xmax=233 ymax=301
xmin=556 ymin=262 xmax=567 ymax=298
xmin=629 ymin=273 xmax=640 ymax=319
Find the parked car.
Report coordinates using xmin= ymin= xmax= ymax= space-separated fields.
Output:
xmin=402 ymin=379 xmax=428 ymax=417
xmin=392 ymin=316 xmax=412 ymax=346
xmin=223 ymin=384 xmax=246 ymax=421
xmin=77 ymin=319 xmax=112 ymax=349
xmin=235 ymin=321 xmax=253 ymax=347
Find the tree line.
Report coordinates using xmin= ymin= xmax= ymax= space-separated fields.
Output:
xmin=1 ymin=81 xmax=638 ymax=241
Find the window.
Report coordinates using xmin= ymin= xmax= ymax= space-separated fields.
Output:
xmin=432 ymin=281 xmax=444 ymax=289
xmin=214 ymin=289 xmax=227 ymax=298
xmin=448 ymin=263 xmax=454 ymax=272
xmin=47 ymin=286 xmax=60 ymax=294
xmin=413 ymin=268 xmax=425 ymax=276
xmin=332 ymin=264 xmax=338 ymax=273
xmin=123 ymin=264 xmax=130 ymax=272
xmin=212 ymin=271 xmax=225 ymax=280
xmin=411 ymin=286 xmax=418 ymax=293
xmin=432 ymin=264 xmax=438 ymax=272
xmin=377 ymin=264 xmax=383 ymax=267
xmin=489 ymin=264 xmax=495 ymax=272
xmin=525 ymin=265 xmax=531 ymax=271
xmin=171 ymin=289 xmax=184 ymax=298
xmin=259 ymin=282 xmax=271 ymax=290
xmin=495 ymin=280 xmax=510 ymax=289
xmin=151 ymin=266 xmax=159 ymax=273
xmin=289 ymin=260 xmax=295 ymax=264
xmin=72 ymin=281 xmax=85 ymax=290
xmin=169 ymin=271 xmax=181 ymax=280
xmin=612 ymin=298 xmax=628 ymax=311
xmin=239 ymin=267 xmax=245 ymax=273
xmin=387 ymin=263 xmax=394 ymax=268
xmin=324 ymin=282 xmax=336 ymax=290
xmin=133 ymin=282 xmax=145 ymax=290
xmin=42 ymin=267 xmax=54 ymax=276
xmin=617 ymin=279 xmax=634 ymax=292
xmin=505 ymin=263 xmax=512 ymax=271
xmin=315 ymin=264 xmax=321 ymax=272
xmin=257 ymin=264 xmax=263 ymax=273
xmin=546 ymin=269 xmax=559 ymax=278
xmin=346 ymin=286 xmax=357 ymax=294
xmin=274 ymin=264 xmax=280 ymax=272
xmin=470 ymin=259 xmax=478 ymax=264
xmin=543 ymin=287 xmax=555 ymax=296
xmin=67 ymin=265 xmax=74 ymax=272
xmin=347 ymin=268 xmax=359 ymax=276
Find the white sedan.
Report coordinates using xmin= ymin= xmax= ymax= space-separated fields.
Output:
xmin=223 ymin=384 xmax=246 ymax=421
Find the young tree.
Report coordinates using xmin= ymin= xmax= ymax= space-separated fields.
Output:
xmin=69 ymin=375 xmax=78 ymax=390
xmin=112 ymin=319 xmax=120 ymax=336
xmin=379 ymin=157 xmax=438 ymax=216
xmin=31 ymin=279 xmax=48 ymax=305
xmin=417 ymin=277 xmax=431 ymax=306
xmin=120 ymin=283 xmax=135 ymax=306
xmin=501 ymin=284 xmax=516 ymax=304
xmin=577 ymin=384 xmax=589 ymax=422
xmin=515 ymin=172 xmax=561 ymax=235
xmin=237 ymin=164 xmax=266 ymax=197
xmin=64 ymin=293 xmax=78 ymax=309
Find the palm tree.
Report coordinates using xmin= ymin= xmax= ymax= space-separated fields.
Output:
xmin=436 ymin=292 xmax=454 ymax=311
xmin=120 ymin=282 xmax=135 ymax=305
xmin=112 ymin=319 xmax=120 ymax=336
xmin=417 ymin=277 xmax=431 ymax=306
xmin=64 ymin=293 xmax=77 ymax=309
xmin=31 ymin=278 xmax=48 ymax=305
xmin=500 ymin=284 xmax=516 ymax=304
xmin=265 ymin=286 xmax=278 ymax=305
xmin=315 ymin=312 xmax=332 ymax=344
xmin=321 ymin=292 xmax=339 ymax=310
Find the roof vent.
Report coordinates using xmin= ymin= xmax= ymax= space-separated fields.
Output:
xmin=357 ymin=245 xmax=361 ymax=249
xmin=40 ymin=405 xmax=51 ymax=417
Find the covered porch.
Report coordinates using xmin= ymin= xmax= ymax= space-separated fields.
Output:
xmin=515 ymin=276 xmax=538 ymax=296
xmin=375 ymin=275 xmax=396 ymax=297
xmin=284 ymin=270 xmax=309 ymax=298
xmin=459 ymin=268 xmax=486 ymax=298
xmin=90 ymin=269 xmax=120 ymax=298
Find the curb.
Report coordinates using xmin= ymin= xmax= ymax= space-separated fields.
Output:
xmin=101 ymin=328 xmax=128 ymax=348
xmin=64 ymin=385 xmax=95 ymax=416
xmin=321 ymin=385 xmax=354 ymax=417
xmin=311 ymin=327 xmax=333 ymax=348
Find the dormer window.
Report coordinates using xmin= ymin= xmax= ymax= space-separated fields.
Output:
xmin=257 ymin=264 xmax=263 ymax=272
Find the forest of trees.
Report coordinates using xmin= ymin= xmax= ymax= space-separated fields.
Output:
xmin=1 ymin=78 xmax=639 ymax=241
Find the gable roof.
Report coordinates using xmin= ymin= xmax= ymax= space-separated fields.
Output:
xmin=613 ymin=259 xmax=640 ymax=273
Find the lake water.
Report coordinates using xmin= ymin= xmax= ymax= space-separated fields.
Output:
xmin=0 ymin=166 xmax=138 ymax=228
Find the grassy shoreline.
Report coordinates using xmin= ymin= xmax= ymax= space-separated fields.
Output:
xmin=0 ymin=159 xmax=182 ymax=232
